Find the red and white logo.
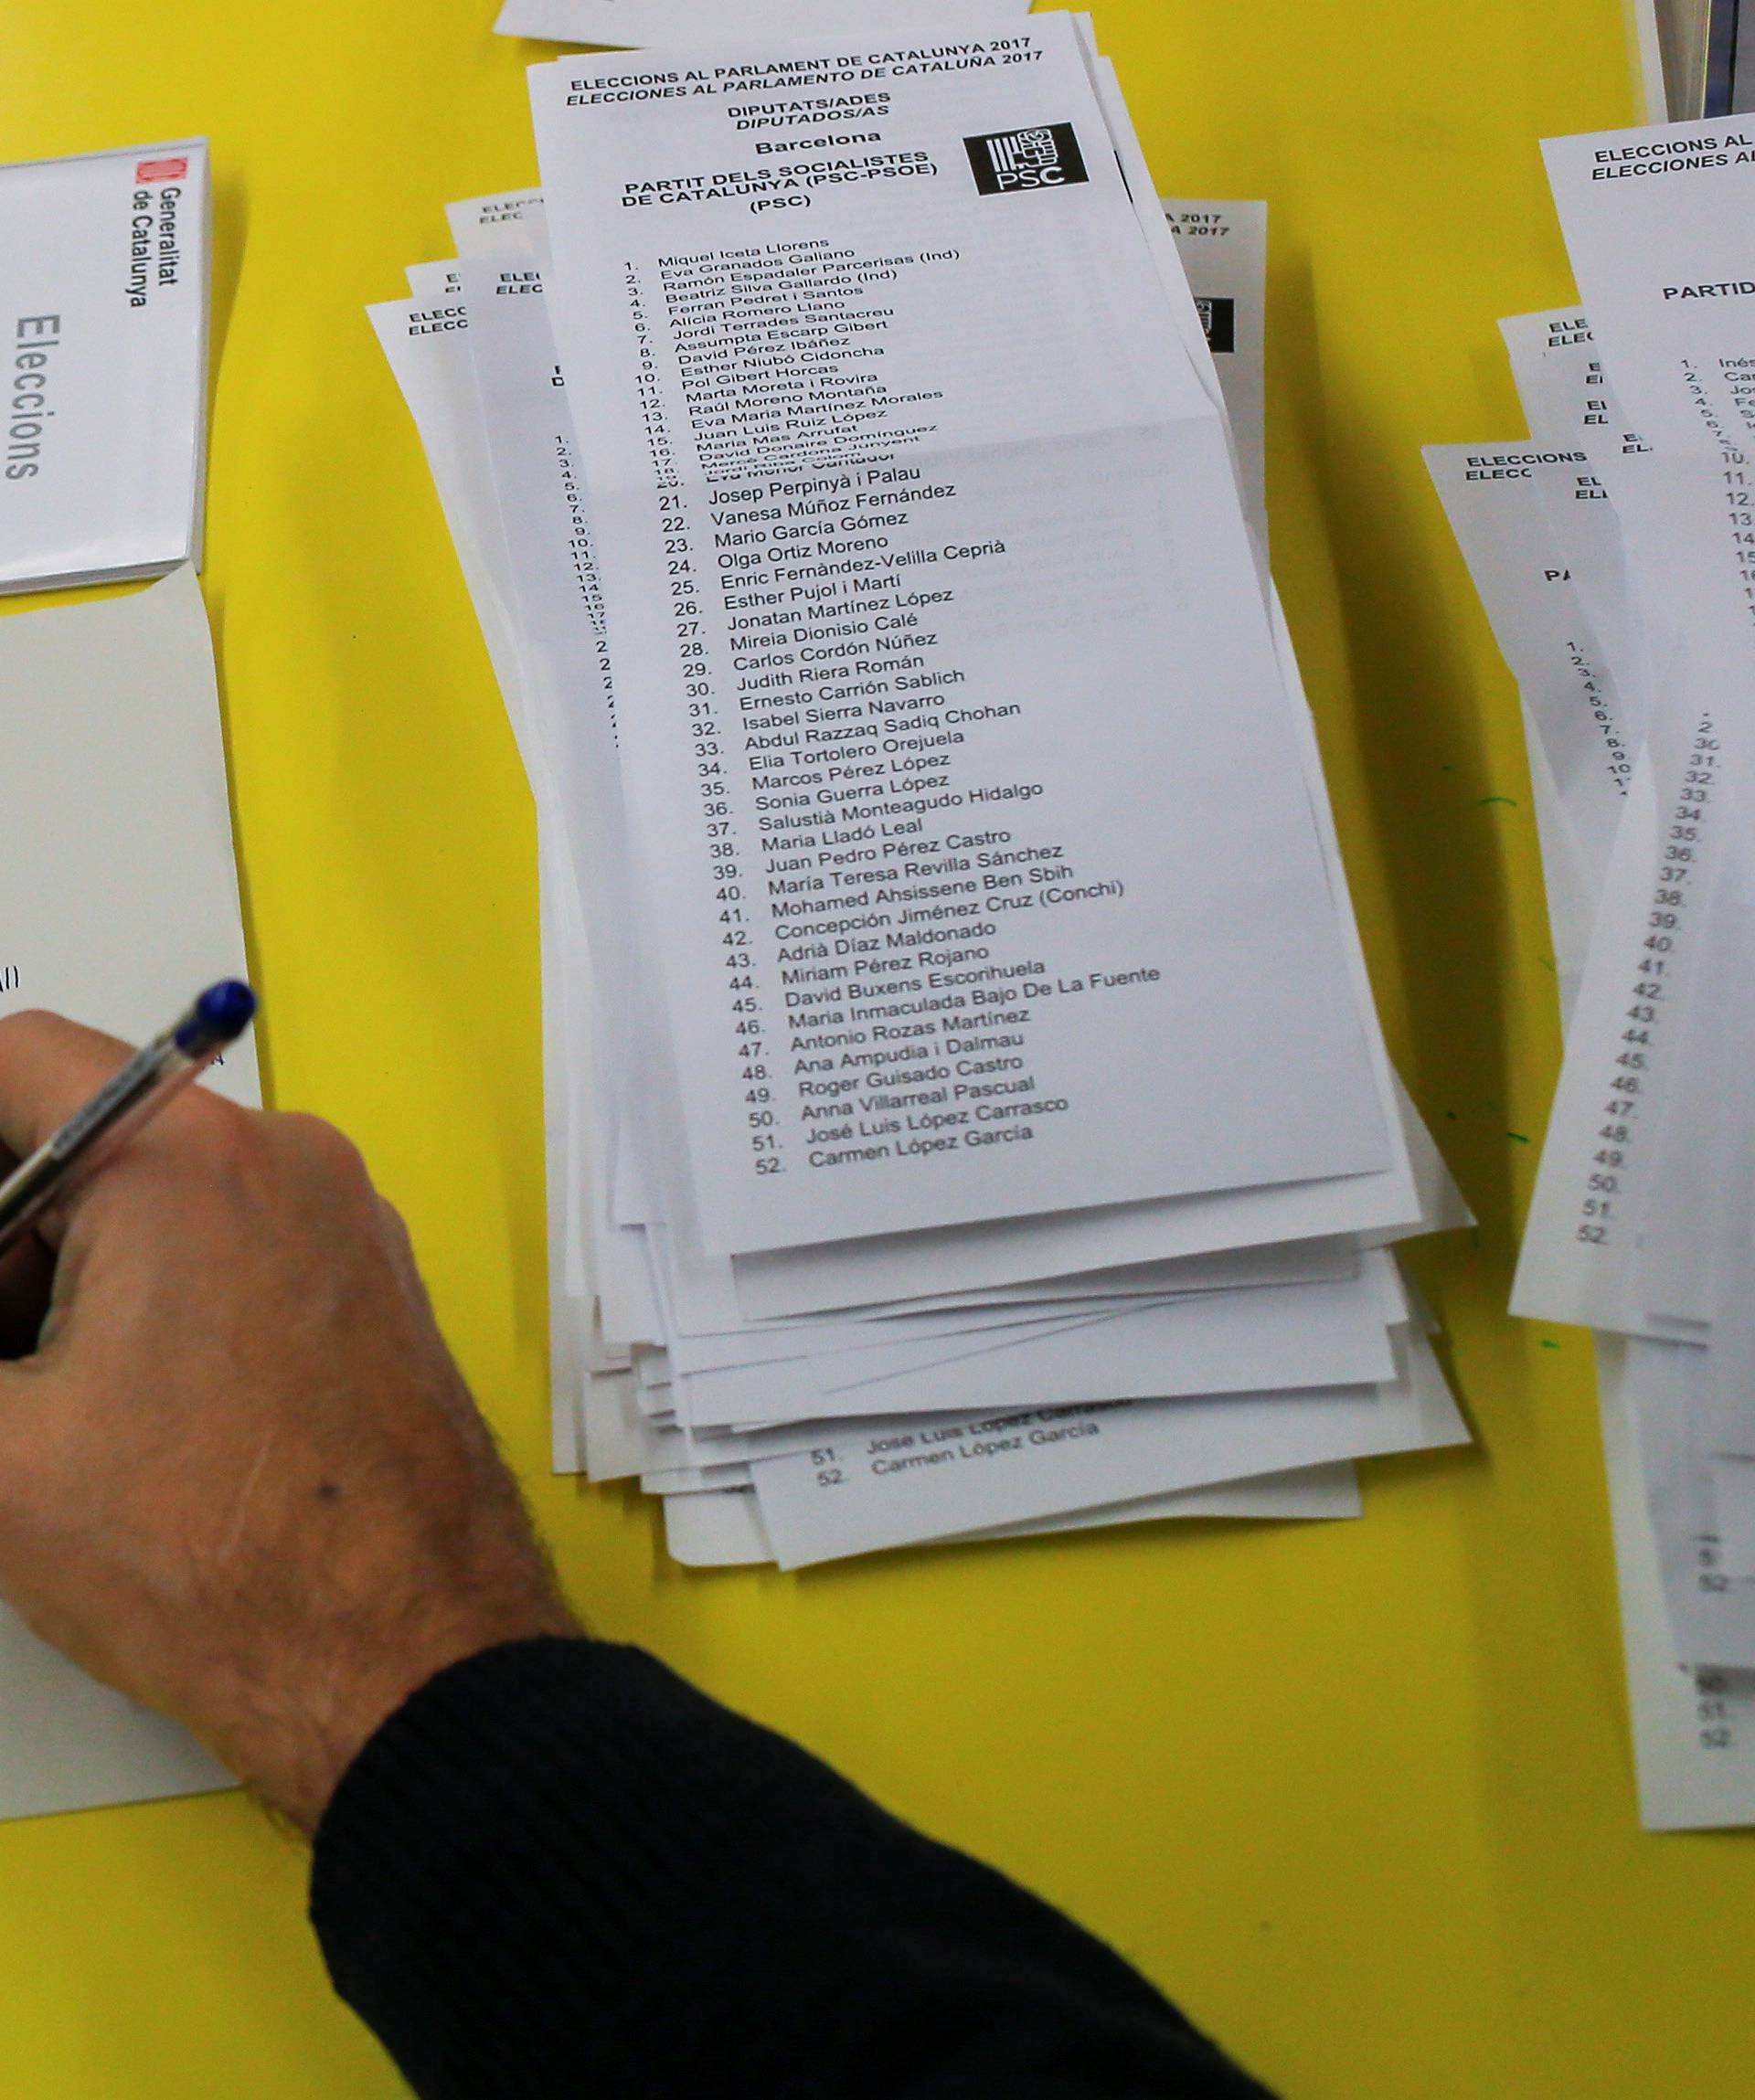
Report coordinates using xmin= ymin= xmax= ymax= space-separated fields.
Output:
xmin=135 ymin=157 xmax=188 ymax=183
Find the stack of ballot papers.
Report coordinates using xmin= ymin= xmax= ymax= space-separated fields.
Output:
xmin=373 ymin=14 xmax=1472 ymax=1572
xmin=0 ymin=567 xmax=256 ymax=1818
xmin=1426 ymin=112 xmax=1755 ymax=1830
xmin=0 ymin=142 xmax=210 ymax=593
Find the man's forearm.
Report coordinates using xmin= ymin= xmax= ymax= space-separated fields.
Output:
xmin=0 ymin=1019 xmax=1271 ymax=2097
xmin=311 ymin=1638 xmax=1273 ymax=2100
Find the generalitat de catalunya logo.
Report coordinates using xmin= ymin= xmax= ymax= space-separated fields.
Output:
xmin=135 ymin=157 xmax=188 ymax=183
xmin=963 ymin=123 xmax=1089 ymax=196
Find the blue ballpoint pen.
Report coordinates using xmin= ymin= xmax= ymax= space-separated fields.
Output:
xmin=0 ymin=981 xmax=257 ymax=1260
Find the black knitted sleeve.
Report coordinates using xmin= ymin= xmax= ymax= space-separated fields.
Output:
xmin=310 ymin=1637 xmax=1275 ymax=2100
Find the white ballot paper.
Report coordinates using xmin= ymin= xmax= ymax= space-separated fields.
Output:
xmin=531 ymin=17 xmax=1388 ymax=1257
xmin=1496 ymin=309 xmax=1657 ymax=735
xmin=0 ymin=567 xmax=252 ymax=1816
xmin=0 ymin=142 xmax=209 ymax=593
xmin=1511 ymin=124 xmax=1755 ymax=1341
xmin=1422 ymin=440 xmax=1633 ymax=1012
xmin=378 ymin=18 xmax=1466 ymax=1572
xmin=448 ymin=190 xmax=548 ymax=258
xmin=1165 ymin=198 xmax=1266 ymax=544
xmin=665 ymin=1461 xmax=1363 ymax=1567
xmin=0 ymin=569 xmax=258 ymax=1105
xmin=1595 ymin=1339 xmax=1755 ymax=1831
xmin=1433 ymin=113 xmax=1755 ymax=1825
xmin=496 ymin=0 xmax=1035 ymax=48
xmin=754 ymin=1329 xmax=1465 ymax=1568
xmin=1539 ymin=119 xmax=1755 ymax=465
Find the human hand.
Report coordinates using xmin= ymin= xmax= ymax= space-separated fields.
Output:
xmin=0 ymin=1011 xmax=578 ymax=1832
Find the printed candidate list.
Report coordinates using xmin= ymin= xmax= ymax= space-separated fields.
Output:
xmin=532 ymin=21 xmax=1389 ymax=1255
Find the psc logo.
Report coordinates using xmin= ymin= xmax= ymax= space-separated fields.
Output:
xmin=963 ymin=124 xmax=1089 ymax=196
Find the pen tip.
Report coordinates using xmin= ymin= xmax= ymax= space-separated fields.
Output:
xmin=186 ymin=980 xmax=257 ymax=1049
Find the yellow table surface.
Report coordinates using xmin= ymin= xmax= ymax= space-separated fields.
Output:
xmin=0 ymin=3 xmax=1732 ymax=2095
